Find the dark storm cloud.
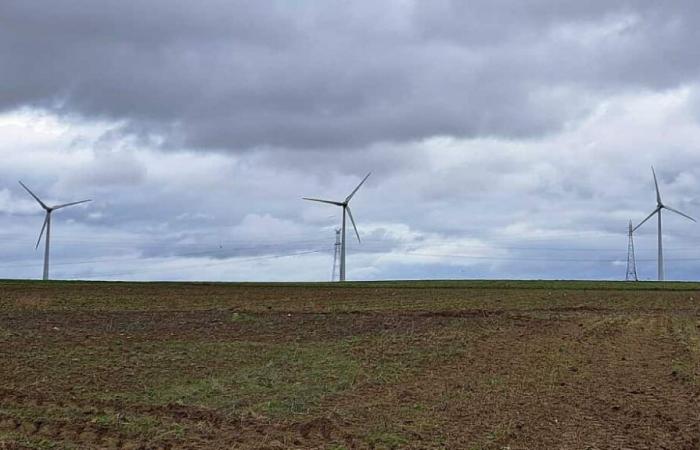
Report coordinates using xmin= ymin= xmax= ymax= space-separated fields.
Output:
xmin=2 ymin=1 xmax=700 ymax=153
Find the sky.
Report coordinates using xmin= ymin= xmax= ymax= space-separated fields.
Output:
xmin=1 ymin=0 xmax=700 ymax=282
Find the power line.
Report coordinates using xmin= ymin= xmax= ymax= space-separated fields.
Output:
xmin=4 ymin=239 xmax=700 ymax=271
xmin=379 ymin=251 xmax=700 ymax=263
xmin=74 ymin=249 xmax=325 ymax=279
xmin=2 ymin=225 xmax=700 ymax=280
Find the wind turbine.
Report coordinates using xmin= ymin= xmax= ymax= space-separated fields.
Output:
xmin=633 ymin=167 xmax=695 ymax=281
xmin=19 ymin=181 xmax=91 ymax=280
xmin=303 ymin=172 xmax=371 ymax=282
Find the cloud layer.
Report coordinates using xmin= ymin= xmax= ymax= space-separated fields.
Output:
xmin=1 ymin=1 xmax=700 ymax=281
xmin=3 ymin=1 xmax=700 ymax=152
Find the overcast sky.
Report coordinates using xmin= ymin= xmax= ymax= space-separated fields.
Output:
xmin=1 ymin=0 xmax=700 ymax=281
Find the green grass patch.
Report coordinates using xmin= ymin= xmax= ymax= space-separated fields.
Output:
xmin=227 ymin=311 xmax=261 ymax=324
xmin=3 ymin=279 xmax=700 ymax=313
xmin=115 ymin=340 xmax=360 ymax=417
xmin=0 ymin=432 xmax=59 ymax=449
xmin=366 ymin=430 xmax=408 ymax=449
xmin=668 ymin=317 xmax=700 ymax=384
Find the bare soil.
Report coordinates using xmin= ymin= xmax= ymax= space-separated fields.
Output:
xmin=1 ymin=280 xmax=699 ymax=449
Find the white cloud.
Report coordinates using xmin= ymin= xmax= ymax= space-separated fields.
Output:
xmin=2 ymin=85 xmax=699 ymax=281
xmin=3 ymin=1 xmax=700 ymax=282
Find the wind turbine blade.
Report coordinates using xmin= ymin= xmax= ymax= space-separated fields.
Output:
xmin=35 ymin=213 xmax=48 ymax=250
xmin=19 ymin=181 xmax=49 ymax=210
xmin=633 ymin=207 xmax=660 ymax=232
xmin=664 ymin=205 xmax=696 ymax=222
xmin=651 ymin=166 xmax=662 ymax=205
xmin=346 ymin=206 xmax=361 ymax=243
xmin=345 ymin=172 xmax=371 ymax=203
xmin=302 ymin=197 xmax=343 ymax=206
xmin=52 ymin=199 xmax=92 ymax=210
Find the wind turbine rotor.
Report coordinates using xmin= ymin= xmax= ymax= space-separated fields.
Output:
xmin=52 ymin=199 xmax=92 ymax=210
xmin=302 ymin=197 xmax=344 ymax=206
xmin=635 ymin=167 xmax=696 ymax=282
xmin=663 ymin=205 xmax=696 ymax=222
xmin=651 ymin=166 xmax=662 ymax=206
xmin=19 ymin=181 xmax=50 ymax=210
xmin=303 ymin=171 xmax=371 ymax=282
xmin=35 ymin=213 xmax=49 ymax=249
xmin=345 ymin=172 xmax=371 ymax=203
xmin=633 ymin=207 xmax=660 ymax=232
xmin=19 ymin=180 xmax=91 ymax=281
xmin=345 ymin=206 xmax=361 ymax=243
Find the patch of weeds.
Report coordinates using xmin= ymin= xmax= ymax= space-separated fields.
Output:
xmin=487 ymin=376 xmax=504 ymax=388
xmin=144 ymin=376 xmax=229 ymax=407
xmin=486 ymin=422 xmax=513 ymax=442
xmin=2 ymin=403 xmax=179 ymax=443
xmin=0 ymin=432 xmax=58 ymax=449
xmin=327 ymin=445 xmax=349 ymax=450
xmin=367 ymin=431 xmax=408 ymax=449
xmin=119 ymin=415 xmax=170 ymax=438
xmin=228 ymin=312 xmax=260 ymax=324
xmin=579 ymin=316 xmax=630 ymax=338
xmin=149 ymin=422 xmax=187 ymax=442
xmin=410 ymin=402 xmax=425 ymax=412
xmin=133 ymin=340 xmax=360 ymax=418
xmin=238 ymin=341 xmax=360 ymax=416
xmin=92 ymin=413 xmax=116 ymax=427
xmin=355 ymin=330 xmax=470 ymax=385
xmin=90 ymin=411 xmax=185 ymax=441
xmin=668 ymin=317 xmax=700 ymax=384
xmin=0 ymin=403 xmax=82 ymax=424
xmin=0 ymin=325 xmax=14 ymax=339
xmin=467 ymin=421 xmax=515 ymax=450
xmin=671 ymin=359 xmax=694 ymax=382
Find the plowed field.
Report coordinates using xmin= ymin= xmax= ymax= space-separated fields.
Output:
xmin=1 ymin=280 xmax=699 ymax=449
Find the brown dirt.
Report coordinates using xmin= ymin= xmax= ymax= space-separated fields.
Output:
xmin=1 ymin=281 xmax=699 ymax=449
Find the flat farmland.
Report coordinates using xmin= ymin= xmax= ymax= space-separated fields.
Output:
xmin=1 ymin=280 xmax=699 ymax=449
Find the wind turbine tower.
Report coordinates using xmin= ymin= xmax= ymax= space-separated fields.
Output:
xmin=625 ymin=220 xmax=638 ymax=282
xmin=19 ymin=181 xmax=92 ymax=280
xmin=331 ymin=228 xmax=341 ymax=281
xmin=633 ymin=167 xmax=695 ymax=281
xmin=304 ymin=172 xmax=371 ymax=282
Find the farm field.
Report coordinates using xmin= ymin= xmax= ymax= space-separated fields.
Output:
xmin=1 ymin=280 xmax=699 ymax=449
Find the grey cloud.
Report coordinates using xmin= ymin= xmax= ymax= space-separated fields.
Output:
xmin=2 ymin=1 xmax=700 ymax=156
xmin=4 ymin=2 xmax=700 ymax=282
xmin=63 ymin=152 xmax=148 ymax=189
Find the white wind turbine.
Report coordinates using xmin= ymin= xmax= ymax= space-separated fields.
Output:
xmin=303 ymin=172 xmax=371 ymax=281
xmin=633 ymin=167 xmax=695 ymax=281
xmin=19 ymin=181 xmax=92 ymax=280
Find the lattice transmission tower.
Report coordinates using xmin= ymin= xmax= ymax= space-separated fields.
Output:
xmin=626 ymin=220 xmax=638 ymax=281
xmin=331 ymin=228 xmax=341 ymax=281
